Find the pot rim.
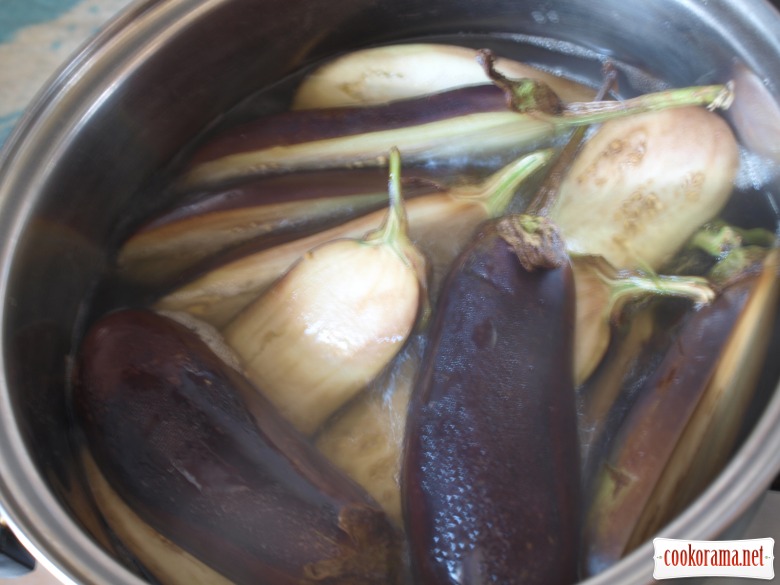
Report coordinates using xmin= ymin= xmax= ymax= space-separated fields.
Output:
xmin=0 ymin=2 xmax=208 ymax=584
xmin=0 ymin=1 xmax=778 ymax=584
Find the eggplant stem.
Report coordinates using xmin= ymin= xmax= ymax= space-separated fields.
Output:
xmin=497 ymin=214 xmax=568 ymax=271
xmin=476 ymin=48 xmax=564 ymax=115
xmin=526 ymin=62 xmax=619 ymax=217
xmin=473 ymin=149 xmax=554 ymax=217
xmin=685 ymin=222 xmax=777 ymax=285
xmin=367 ymin=147 xmax=409 ymax=247
xmin=584 ymin=258 xmax=716 ymax=321
xmin=689 ymin=224 xmax=744 ymax=258
xmin=364 ymin=147 xmax=432 ymax=329
xmin=690 ymin=222 xmax=777 ymax=258
xmin=476 ymin=47 xmax=732 ymax=127
xmin=708 ymin=246 xmax=776 ymax=287
xmin=555 ymin=82 xmax=734 ymax=127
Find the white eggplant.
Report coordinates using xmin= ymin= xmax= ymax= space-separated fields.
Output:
xmin=292 ymin=43 xmax=596 ymax=109
xmin=315 ymin=337 xmax=423 ymax=527
xmin=223 ymin=149 xmax=426 ymax=435
xmin=551 ymin=106 xmax=740 ymax=272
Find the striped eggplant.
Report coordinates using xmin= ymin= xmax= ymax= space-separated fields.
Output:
xmin=179 ymin=72 xmax=732 ymax=191
xmin=155 ymin=149 xmax=552 ymax=328
xmin=118 ymin=169 xmax=443 ymax=286
xmin=81 ymin=451 xmax=235 ymax=585
xmin=629 ymin=246 xmax=780 ymax=546
xmin=577 ymin=300 xmax=678 ymax=481
xmin=75 ymin=309 xmax=400 ymax=585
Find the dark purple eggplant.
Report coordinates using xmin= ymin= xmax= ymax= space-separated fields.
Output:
xmin=402 ymin=214 xmax=580 ymax=585
xmin=75 ymin=309 xmax=399 ymax=585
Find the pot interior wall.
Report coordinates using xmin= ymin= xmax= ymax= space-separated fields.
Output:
xmin=2 ymin=0 xmax=779 ymax=583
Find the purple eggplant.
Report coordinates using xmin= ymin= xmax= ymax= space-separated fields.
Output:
xmin=178 ymin=76 xmax=731 ymax=191
xmin=117 ymin=169 xmax=445 ymax=286
xmin=582 ymin=246 xmax=780 ymax=577
xmin=155 ymin=149 xmax=552 ymax=328
xmin=402 ymin=214 xmax=580 ymax=585
xmin=75 ymin=309 xmax=399 ymax=585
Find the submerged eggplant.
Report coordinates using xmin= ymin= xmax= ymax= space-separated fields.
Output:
xmin=576 ymin=299 xmax=682 ymax=483
xmin=156 ymin=149 xmax=552 ymax=327
xmin=315 ymin=336 xmax=424 ymax=527
xmin=82 ymin=451 xmax=235 ymax=585
xmin=75 ymin=309 xmax=399 ymax=585
xmin=570 ymin=255 xmax=714 ymax=386
xmin=582 ymin=246 xmax=780 ymax=577
xmin=629 ymin=247 xmax=780 ymax=546
xmin=179 ymin=74 xmax=731 ymax=191
xmin=222 ymin=149 xmax=427 ymax=435
xmin=292 ymin=43 xmax=596 ymax=109
xmin=550 ymin=106 xmax=740 ymax=272
xmin=403 ymin=215 xmax=580 ymax=585
xmin=118 ymin=169 xmax=442 ymax=286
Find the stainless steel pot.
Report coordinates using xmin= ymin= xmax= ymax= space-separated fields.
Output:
xmin=0 ymin=0 xmax=779 ymax=583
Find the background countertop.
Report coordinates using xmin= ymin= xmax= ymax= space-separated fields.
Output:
xmin=0 ymin=1 xmax=778 ymax=584
xmin=0 ymin=0 xmax=131 ymax=146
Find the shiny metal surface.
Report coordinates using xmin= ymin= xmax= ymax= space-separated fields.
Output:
xmin=0 ymin=0 xmax=778 ymax=584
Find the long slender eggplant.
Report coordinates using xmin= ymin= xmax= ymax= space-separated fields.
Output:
xmin=628 ymin=246 xmax=780 ymax=547
xmin=75 ymin=309 xmax=399 ymax=585
xmin=179 ymin=74 xmax=732 ymax=191
xmin=582 ymin=245 xmax=780 ymax=577
xmin=82 ymin=451 xmax=235 ymax=585
xmin=403 ymin=214 xmax=580 ymax=585
xmin=575 ymin=296 xmax=695 ymax=470
xmin=155 ymin=149 xmax=552 ymax=327
xmin=118 ymin=169 xmax=443 ymax=286
xmin=292 ymin=43 xmax=596 ymax=109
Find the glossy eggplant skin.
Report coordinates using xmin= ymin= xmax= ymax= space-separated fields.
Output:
xmin=74 ymin=309 xmax=398 ymax=585
xmin=178 ymin=85 xmax=555 ymax=190
xmin=402 ymin=217 xmax=580 ymax=585
xmin=187 ymin=85 xmax=509 ymax=165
